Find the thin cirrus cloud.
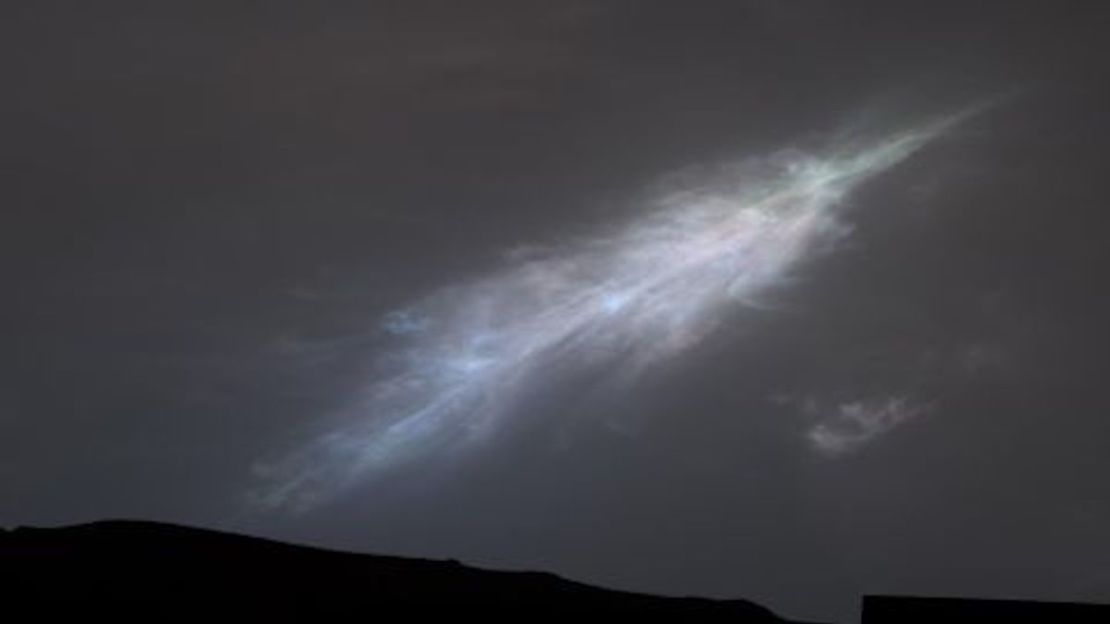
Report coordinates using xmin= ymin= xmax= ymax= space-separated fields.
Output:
xmin=248 ymin=109 xmax=981 ymax=512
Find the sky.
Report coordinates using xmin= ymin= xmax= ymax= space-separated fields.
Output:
xmin=3 ymin=2 xmax=1110 ymax=621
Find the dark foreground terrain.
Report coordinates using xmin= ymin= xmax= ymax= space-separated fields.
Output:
xmin=0 ymin=520 xmax=806 ymax=621
xmin=3 ymin=521 xmax=1106 ymax=622
xmin=861 ymin=595 xmax=1110 ymax=623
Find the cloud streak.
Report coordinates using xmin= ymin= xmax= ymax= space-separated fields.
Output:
xmin=808 ymin=397 xmax=930 ymax=456
xmin=249 ymin=112 xmax=974 ymax=511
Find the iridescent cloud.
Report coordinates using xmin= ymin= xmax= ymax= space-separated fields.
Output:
xmin=250 ymin=112 xmax=974 ymax=511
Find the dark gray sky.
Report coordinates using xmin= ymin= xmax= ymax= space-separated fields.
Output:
xmin=3 ymin=2 xmax=1109 ymax=621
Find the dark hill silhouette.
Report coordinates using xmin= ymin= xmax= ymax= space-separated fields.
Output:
xmin=0 ymin=520 xmax=812 ymax=621
xmin=862 ymin=595 xmax=1110 ymax=623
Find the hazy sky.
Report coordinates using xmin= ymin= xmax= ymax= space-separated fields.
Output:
xmin=4 ymin=2 xmax=1109 ymax=621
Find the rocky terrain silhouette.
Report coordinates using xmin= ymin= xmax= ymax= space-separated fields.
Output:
xmin=1 ymin=520 xmax=807 ymax=621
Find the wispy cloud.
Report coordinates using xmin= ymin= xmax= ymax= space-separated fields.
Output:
xmin=249 ymin=112 xmax=974 ymax=511
xmin=807 ymin=396 xmax=929 ymax=456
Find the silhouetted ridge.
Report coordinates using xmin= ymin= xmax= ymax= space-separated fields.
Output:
xmin=862 ymin=595 xmax=1110 ymax=623
xmin=1 ymin=520 xmax=809 ymax=621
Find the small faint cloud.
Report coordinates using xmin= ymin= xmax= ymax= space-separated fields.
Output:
xmin=958 ymin=343 xmax=1005 ymax=376
xmin=280 ymin=286 xmax=324 ymax=301
xmin=381 ymin=309 xmax=430 ymax=336
xmin=806 ymin=396 xmax=928 ymax=456
xmin=770 ymin=392 xmax=819 ymax=416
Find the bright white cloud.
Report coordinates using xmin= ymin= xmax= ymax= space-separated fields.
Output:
xmin=249 ymin=113 xmax=974 ymax=511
